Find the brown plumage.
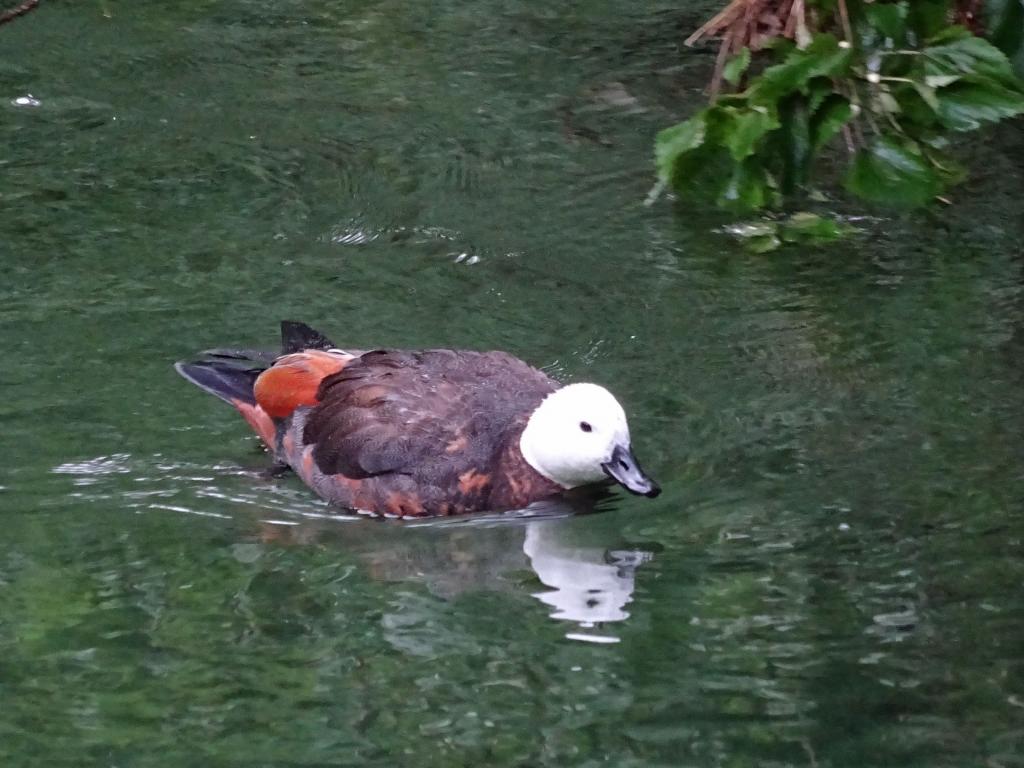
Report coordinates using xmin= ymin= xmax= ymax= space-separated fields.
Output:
xmin=176 ymin=323 xmax=565 ymax=517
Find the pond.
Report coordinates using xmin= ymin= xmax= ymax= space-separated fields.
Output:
xmin=2 ymin=2 xmax=1024 ymax=766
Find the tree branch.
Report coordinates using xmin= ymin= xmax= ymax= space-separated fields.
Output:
xmin=0 ymin=0 xmax=40 ymax=27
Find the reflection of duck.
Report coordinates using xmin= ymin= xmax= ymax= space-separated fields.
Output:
xmin=176 ymin=321 xmax=660 ymax=517
xmin=255 ymin=501 xmax=653 ymax=641
xmin=524 ymin=520 xmax=649 ymax=627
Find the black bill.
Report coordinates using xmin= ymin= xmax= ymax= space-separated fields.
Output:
xmin=602 ymin=443 xmax=661 ymax=498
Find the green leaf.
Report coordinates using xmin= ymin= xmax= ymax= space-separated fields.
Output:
xmin=923 ymin=34 xmax=1021 ymax=86
xmin=745 ymin=233 xmax=783 ymax=253
xmin=809 ymin=94 xmax=853 ymax=150
xmin=779 ymin=212 xmax=855 ymax=243
xmin=806 ymin=77 xmax=834 ymax=115
xmin=912 ymin=81 xmax=941 ymax=111
xmin=874 ymin=89 xmax=902 ymax=114
xmin=891 ymin=82 xmax=942 ymax=128
xmin=925 ymin=148 xmax=968 ymax=185
xmin=655 ymin=114 xmax=707 ymax=183
xmin=909 ymin=0 xmax=954 ymax=39
xmin=935 ymin=78 xmax=1024 ymax=130
xmin=665 ymin=146 xmax=737 ymax=205
xmin=927 ymin=24 xmax=973 ymax=45
xmin=723 ymin=48 xmax=752 ymax=86
xmin=777 ymin=95 xmax=812 ymax=193
xmin=987 ymin=0 xmax=1024 ymax=50
xmin=919 ymin=134 xmax=952 ymax=150
xmin=845 ymin=137 xmax=943 ymax=206
xmin=986 ymin=0 xmax=1024 ymax=77
xmin=718 ymin=158 xmax=771 ymax=211
xmin=751 ymin=34 xmax=854 ymax=105
xmin=722 ymin=106 xmax=780 ymax=161
xmin=867 ymin=2 xmax=909 ymax=41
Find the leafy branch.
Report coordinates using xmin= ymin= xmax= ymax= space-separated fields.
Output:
xmin=655 ymin=0 xmax=1024 ymax=212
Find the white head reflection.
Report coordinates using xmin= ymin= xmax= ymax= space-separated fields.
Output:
xmin=522 ymin=520 xmax=653 ymax=643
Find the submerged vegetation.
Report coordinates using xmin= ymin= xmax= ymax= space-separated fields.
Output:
xmin=655 ymin=0 xmax=1024 ymax=214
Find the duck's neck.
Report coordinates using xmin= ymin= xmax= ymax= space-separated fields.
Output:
xmin=490 ymin=427 xmax=563 ymax=510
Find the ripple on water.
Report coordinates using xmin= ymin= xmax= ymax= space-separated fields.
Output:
xmin=46 ymin=452 xmax=656 ymax=643
xmin=51 ymin=452 xmax=331 ymax=519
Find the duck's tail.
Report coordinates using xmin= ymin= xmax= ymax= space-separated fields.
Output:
xmin=175 ymin=321 xmax=340 ymax=448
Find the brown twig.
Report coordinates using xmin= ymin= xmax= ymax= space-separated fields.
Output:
xmin=685 ymin=0 xmax=746 ymax=47
xmin=831 ymin=0 xmax=866 ymax=152
xmin=741 ymin=0 xmax=757 ymax=48
xmin=688 ymin=0 xmax=827 ymax=97
xmin=709 ymin=39 xmax=730 ymax=100
xmin=0 ymin=0 xmax=39 ymax=26
xmin=841 ymin=123 xmax=856 ymax=155
xmin=788 ymin=0 xmax=811 ymax=48
xmin=836 ymin=0 xmax=854 ymax=46
xmin=710 ymin=22 xmax=740 ymax=100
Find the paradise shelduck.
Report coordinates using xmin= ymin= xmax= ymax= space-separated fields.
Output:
xmin=175 ymin=321 xmax=660 ymax=517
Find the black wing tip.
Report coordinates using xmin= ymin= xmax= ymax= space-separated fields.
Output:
xmin=280 ymin=320 xmax=337 ymax=354
xmin=174 ymin=359 xmax=260 ymax=406
xmin=173 ymin=360 xmax=194 ymax=380
xmin=174 ymin=359 xmax=215 ymax=394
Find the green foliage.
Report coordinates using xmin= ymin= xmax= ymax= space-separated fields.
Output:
xmin=725 ymin=211 xmax=856 ymax=252
xmin=845 ymin=136 xmax=943 ymax=205
xmin=657 ymin=1 xmax=1024 ymax=213
xmin=986 ymin=0 xmax=1024 ymax=77
xmin=723 ymin=47 xmax=752 ymax=85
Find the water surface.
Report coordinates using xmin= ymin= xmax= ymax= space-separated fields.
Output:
xmin=2 ymin=2 xmax=1024 ymax=766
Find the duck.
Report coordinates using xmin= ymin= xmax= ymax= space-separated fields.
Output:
xmin=175 ymin=321 xmax=660 ymax=517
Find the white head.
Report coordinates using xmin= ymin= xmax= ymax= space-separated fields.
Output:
xmin=519 ymin=383 xmax=660 ymax=497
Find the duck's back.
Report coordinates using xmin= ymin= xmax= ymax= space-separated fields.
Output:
xmin=279 ymin=348 xmax=563 ymax=515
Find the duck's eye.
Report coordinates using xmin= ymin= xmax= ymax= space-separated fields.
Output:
xmin=579 ymin=421 xmax=593 ymax=433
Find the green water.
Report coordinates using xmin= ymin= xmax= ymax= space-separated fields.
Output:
xmin=3 ymin=2 xmax=1024 ymax=766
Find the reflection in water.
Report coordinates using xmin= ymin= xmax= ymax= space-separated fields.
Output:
xmin=257 ymin=493 xmax=652 ymax=643
xmin=524 ymin=520 xmax=650 ymax=642
xmin=53 ymin=452 xmax=653 ymax=642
